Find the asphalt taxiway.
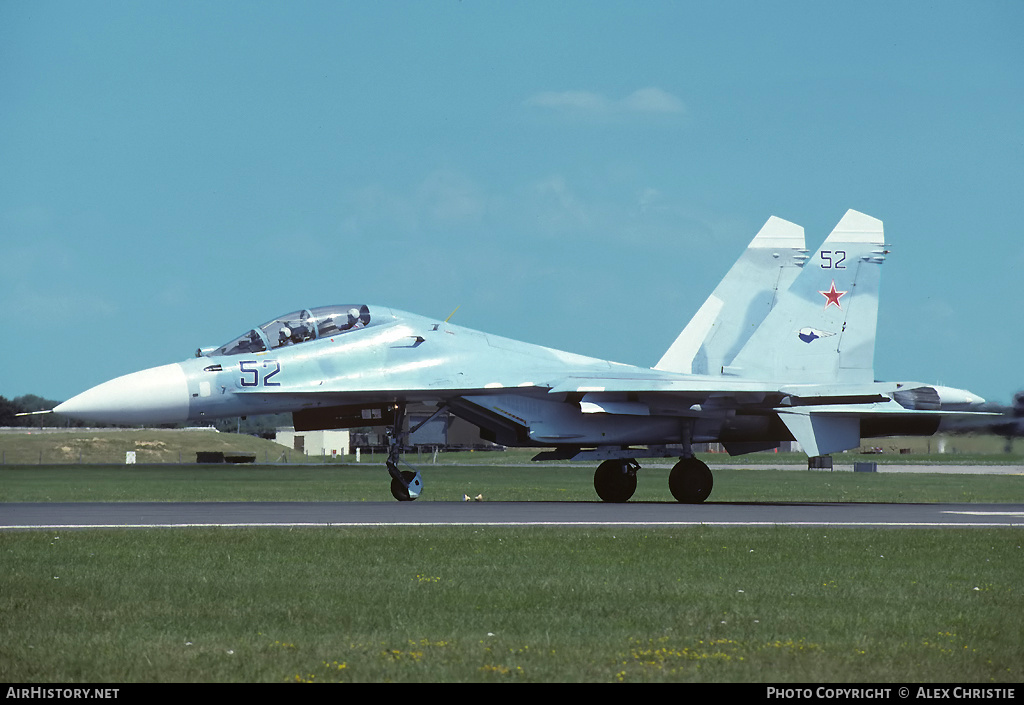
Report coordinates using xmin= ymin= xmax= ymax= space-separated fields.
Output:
xmin=2 ymin=500 xmax=1023 ymax=530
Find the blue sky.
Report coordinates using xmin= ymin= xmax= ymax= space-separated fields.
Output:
xmin=2 ymin=1 xmax=1022 ymax=405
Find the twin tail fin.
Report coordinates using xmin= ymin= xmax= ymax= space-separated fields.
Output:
xmin=655 ymin=216 xmax=807 ymax=374
xmin=724 ymin=209 xmax=887 ymax=384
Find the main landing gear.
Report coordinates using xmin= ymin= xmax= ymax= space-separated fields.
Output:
xmin=593 ymin=459 xmax=639 ymax=503
xmin=668 ymin=457 xmax=714 ymax=504
xmin=592 ymin=456 xmax=714 ymax=503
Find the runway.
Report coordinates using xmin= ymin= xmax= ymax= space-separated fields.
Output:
xmin=3 ymin=500 xmax=1023 ymax=530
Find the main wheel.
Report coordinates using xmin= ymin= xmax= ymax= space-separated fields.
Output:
xmin=668 ymin=458 xmax=713 ymax=503
xmin=390 ymin=470 xmax=419 ymax=501
xmin=593 ymin=460 xmax=637 ymax=503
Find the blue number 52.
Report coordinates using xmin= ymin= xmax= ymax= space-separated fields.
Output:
xmin=239 ymin=360 xmax=281 ymax=387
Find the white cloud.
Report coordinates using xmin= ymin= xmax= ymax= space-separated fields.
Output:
xmin=524 ymin=87 xmax=686 ymax=117
xmin=637 ymin=187 xmax=663 ymax=213
xmin=620 ymin=87 xmax=686 ymax=114
xmin=340 ymin=169 xmax=490 ymax=239
xmin=530 ymin=175 xmax=593 ymax=234
xmin=417 ymin=170 xmax=487 ymax=226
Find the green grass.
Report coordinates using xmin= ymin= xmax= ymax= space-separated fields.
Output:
xmin=2 ymin=464 xmax=1024 ymax=503
xmin=1 ymin=527 xmax=1020 ymax=682
xmin=3 ymin=458 xmax=1022 ymax=682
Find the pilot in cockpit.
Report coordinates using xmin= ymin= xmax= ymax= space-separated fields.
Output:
xmin=292 ymin=311 xmax=313 ymax=342
xmin=346 ymin=307 xmax=365 ymax=331
xmin=245 ymin=330 xmax=262 ymax=351
xmin=291 ymin=323 xmax=311 ymax=343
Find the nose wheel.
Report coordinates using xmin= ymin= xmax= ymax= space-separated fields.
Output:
xmin=389 ymin=467 xmax=423 ymax=501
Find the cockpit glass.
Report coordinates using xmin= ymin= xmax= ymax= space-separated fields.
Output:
xmin=208 ymin=305 xmax=371 ymax=356
xmin=313 ymin=304 xmax=370 ymax=337
xmin=214 ymin=329 xmax=266 ymax=356
xmin=261 ymin=310 xmax=316 ymax=349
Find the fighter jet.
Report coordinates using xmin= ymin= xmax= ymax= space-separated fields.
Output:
xmin=54 ymin=210 xmax=990 ymax=502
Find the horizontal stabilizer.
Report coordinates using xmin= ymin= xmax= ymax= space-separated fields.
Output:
xmin=779 ymin=410 xmax=861 ymax=457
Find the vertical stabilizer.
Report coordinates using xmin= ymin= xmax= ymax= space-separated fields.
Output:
xmin=725 ymin=210 xmax=887 ymax=384
xmin=655 ymin=216 xmax=807 ymax=374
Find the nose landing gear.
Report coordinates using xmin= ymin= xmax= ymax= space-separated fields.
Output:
xmin=385 ymin=404 xmax=424 ymax=501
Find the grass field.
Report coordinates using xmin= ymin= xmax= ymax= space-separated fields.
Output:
xmin=1 ymin=526 xmax=1020 ymax=683
xmin=2 ymin=450 xmax=1022 ymax=683
xmin=2 ymin=463 xmax=1024 ymax=503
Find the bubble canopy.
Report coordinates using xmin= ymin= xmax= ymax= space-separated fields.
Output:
xmin=206 ymin=305 xmax=371 ymax=357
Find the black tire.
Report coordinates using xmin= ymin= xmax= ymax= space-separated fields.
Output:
xmin=668 ymin=458 xmax=713 ymax=503
xmin=390 ymin=470 xmax=419 ymax=501
xmin=593 ymin=460 xmax=637 ymax=503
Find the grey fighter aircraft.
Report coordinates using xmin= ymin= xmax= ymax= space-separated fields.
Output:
xmin=54 ymin=210 xmax=989 ymax=502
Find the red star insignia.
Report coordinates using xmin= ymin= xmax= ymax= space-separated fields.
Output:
xmin=819 ymin=280 xmax=847 ymax=310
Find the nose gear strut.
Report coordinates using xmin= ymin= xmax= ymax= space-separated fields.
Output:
xmin=385 ymin=403 xmax=424 ymax=501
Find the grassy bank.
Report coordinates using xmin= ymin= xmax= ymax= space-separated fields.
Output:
xmin=0 ymin=429 xmax=292 ymax=465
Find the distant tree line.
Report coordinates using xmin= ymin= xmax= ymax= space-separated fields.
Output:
xmin=0 ymin=395 xmax=71 ymax=427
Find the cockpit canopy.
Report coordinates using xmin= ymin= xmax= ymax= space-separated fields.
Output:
xmin=206 ymin=305 xmax=371 ymax=357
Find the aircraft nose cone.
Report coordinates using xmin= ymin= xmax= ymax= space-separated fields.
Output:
xmin=55 ymin=363 xmax=190 ymax=425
